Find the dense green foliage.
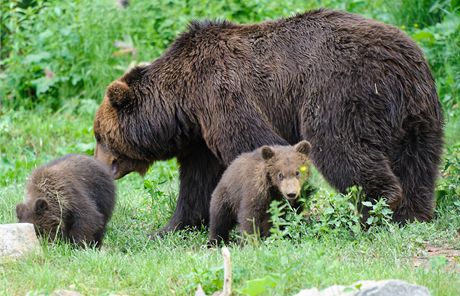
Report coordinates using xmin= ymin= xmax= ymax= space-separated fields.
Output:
xmin=1 ymin=0 xmax=459 ymax=112
xmin=0 ymin=0 xmax=459 ymax=295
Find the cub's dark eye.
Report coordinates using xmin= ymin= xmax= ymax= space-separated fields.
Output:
xmin=295 ymin=171 xmax=300 ymax=177
xmin=278 ymin=172 xmax=284 ymax=180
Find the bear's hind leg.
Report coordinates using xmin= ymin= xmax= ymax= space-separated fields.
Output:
xmin=311 ymin=144 xmax=403 ymax=218
xmin=391 ymin=117 xmax=443 ymax=222
xmin=67 ymin=210 xmax=104 ymax=248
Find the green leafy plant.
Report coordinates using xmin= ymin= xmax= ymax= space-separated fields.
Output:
xmin=239 ymin=274 xmax=279 ymax=296
xmin=386 ymin=0 xmax=455 ymax=29
xmin=410 ymin=11 xmax=460 ymax=115
xmin=184 ymin=265 xmax=224 ymax=295
xmin=362 ymin=198 xmax=393 ymax=227
xmin=268 ymin=199 xmax=309 ymax=241
xmin=305 ymin=186 xmax=364 ymax=237
xmin=436 ymin=143 xmax=460 ymax=213
xmin=268 ymin=185 xmax=395 ymax=240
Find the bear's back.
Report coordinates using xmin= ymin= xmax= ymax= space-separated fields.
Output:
xmin=27 ymin=154 xmax=115 ymax=220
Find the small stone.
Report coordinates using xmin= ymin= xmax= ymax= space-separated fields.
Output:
xmin=294 ymin=280 xmax=430 ymax=296
xmin=51 ymin=290 xmax=82 ymax=296
xmin=355 ymin=280 xmax=430 ymax=296
xmin=0 ymin=223 xmax=41 ymax=260
xmin=195 ymin=284 xmax=207 ymax=296
xmin=293 ymin=287 xmax=321 ymax=296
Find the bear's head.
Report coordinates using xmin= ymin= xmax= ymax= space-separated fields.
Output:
xmin=93 ymin=66 xmax=180 ymax=179
xmin=261 ymin=140 xmax=311 ymax=202
xmin=16 ymin=198 xmax=60 ymax=239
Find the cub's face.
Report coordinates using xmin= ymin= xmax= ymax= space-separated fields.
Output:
xmin=261 ymin=140 xmax=311 ymax=201
xmin=16 ymin=203 xmax=34 ymax=223
xmin=16 ymin=199 xmax=58 ymax=238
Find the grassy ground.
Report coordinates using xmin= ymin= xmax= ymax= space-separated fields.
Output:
xmin=0 ymin=111 xmax=459 ymax=295
xmin=1 ymin=0 xmax=460 ymax=295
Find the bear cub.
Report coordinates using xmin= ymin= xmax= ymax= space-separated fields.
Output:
xmin=208 ymin=140 xmax=312 ymax=245
xmin=16 ymin=154 xmax=116 ymax=248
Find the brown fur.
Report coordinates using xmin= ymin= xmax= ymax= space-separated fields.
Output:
xmin=94 ymin=9 xmax=443 ymax=233
xmin=208 ymin=141 xmax=311 ymax=245
xmin=16 ymin=154 xmax=116 ymax=247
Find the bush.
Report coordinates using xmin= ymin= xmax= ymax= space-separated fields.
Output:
xmin=436 ymin=143 xmax=460 ymax=211
xmin=268 ymin=186 xmax=394 ymax=241
xmin=2 ymin=0 xmax=458 ymax=114
xmin=386 ymin=0 xmax=458 ymax=29
xmin=410 ymin=11 xmax=460 ymax=116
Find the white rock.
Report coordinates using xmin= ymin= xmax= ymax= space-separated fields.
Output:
xmin=195 ymin=284 xmax=207 ymax=296
xmin=0 ymin=223 xmax=41 ymax=260
xmin=294 ymin=280 xmax=430 ymax=296
xmin=50 ymin=290 xmax=82 ymax=296
xmin=355 ymin=280 xmax=430 ymax=296
xmin=294 ymin=287 xmax=321 ymax=296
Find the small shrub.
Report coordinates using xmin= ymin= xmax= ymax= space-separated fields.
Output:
xmin=410 ymin=11 xmax=460 ymax=114
xmin=268 ymin=199 xmax=309 ymax=241
xmin=268 ymin=186 xmax=394 ymax=240
xmin=143 ymin=159 xmax=179 ymax=224
xmin=436 ymin=143 xmax=460 ymax=212
xmin=362 ymin=198 xmax=394 ymax=227
xmin=184 ymin=265 xmax=224 ymax=295
xmin=306 ymin=186 xmax=364 ymax=238
xmin=386 ymin=0 xmax=455 ymax=29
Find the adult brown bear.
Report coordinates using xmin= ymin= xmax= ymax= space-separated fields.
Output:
xmin=94 ymin=9 xmax=443 ymax=234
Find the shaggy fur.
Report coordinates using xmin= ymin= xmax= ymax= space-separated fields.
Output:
xmin=93 ymin=9 xmax=444 ymax=233
xmin=209 ymin=141 xmax=311 ymax=245
xmin=16 ymin=154 xmax=116 ymax=247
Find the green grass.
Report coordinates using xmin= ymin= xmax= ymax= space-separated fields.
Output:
xmin=1 ymin=0 xmax=460 ymax=295
xmin=0 ymin=111 xmax=459 ymax=296
xmin=1 ymin=0 xmax=458 ymax=110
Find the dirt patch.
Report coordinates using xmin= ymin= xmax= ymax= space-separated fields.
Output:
xmin=413 ymin=244 xmax=460 ymax=272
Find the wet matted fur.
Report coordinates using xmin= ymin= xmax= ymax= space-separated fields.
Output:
xmin=93 ymin=9 xmax=443 ymax=233
xmin=16 ymin=154 xmax=116 ymax=247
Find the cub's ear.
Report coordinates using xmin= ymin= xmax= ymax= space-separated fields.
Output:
xmin=34 ymin=198 xmax=49 ymax=215
xmin=16 ymin=203 xmax=26 ymax=220
xmin=295 ymin=140 xmax=311 ymax=156
xmin=106 ymin=81 xmax=131 ymax=109
xmin=261 ymin=146 xmax=275 ymax=160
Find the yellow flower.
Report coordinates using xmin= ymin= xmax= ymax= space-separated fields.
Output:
xmin=300 ymin=166 xmax=308 ymax=173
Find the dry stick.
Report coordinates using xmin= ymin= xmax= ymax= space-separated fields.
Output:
xmin=222 ymin=247 xmax=232 ymax=296
xmin=197 ymin=247 xmax=233 ymax=296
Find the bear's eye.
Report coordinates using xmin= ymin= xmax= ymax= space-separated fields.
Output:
xmin=295 ymin=170 xmax=300 ymax=177
xmin=278 ymin=172 xmax=284 ymax=180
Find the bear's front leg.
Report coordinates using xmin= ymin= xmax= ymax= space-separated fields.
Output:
xmin=155 ymin=142 xmax=225 ymax=236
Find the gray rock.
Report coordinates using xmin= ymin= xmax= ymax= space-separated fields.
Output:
xmin=50 ymin=290 xmax=82 ymax=296
xmin=0 ymin=223 xmax=41 ymax=260
xmin=294 ymin=280 xmax=430 ymax=296
xmin=195 ymin=284 xmax=207 ymax=296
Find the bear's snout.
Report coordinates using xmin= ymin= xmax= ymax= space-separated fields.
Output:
xmin=286 ymin=192 xmax=297 ymax=199
xmin=280 ymin=178 xmax=300 ymax=200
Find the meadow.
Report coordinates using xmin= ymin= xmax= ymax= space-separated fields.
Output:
xmin=0 ymin=0 xmax=459 ymax=295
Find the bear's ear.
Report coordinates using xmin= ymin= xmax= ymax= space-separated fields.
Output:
xmin=34 ymin=198 xmax=48 ymax=215
xmin=106 ymin=81 xmax=131 ymax=109
xmin=295 ymin=140 xmax=311 ymax=156
xmin=16 ymin=203 xmax=26 ymax=220
xmin=261 ymin=146 xmax=275 ymax=160
xmin=122 ymin=65 xmax=146 ymax=85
